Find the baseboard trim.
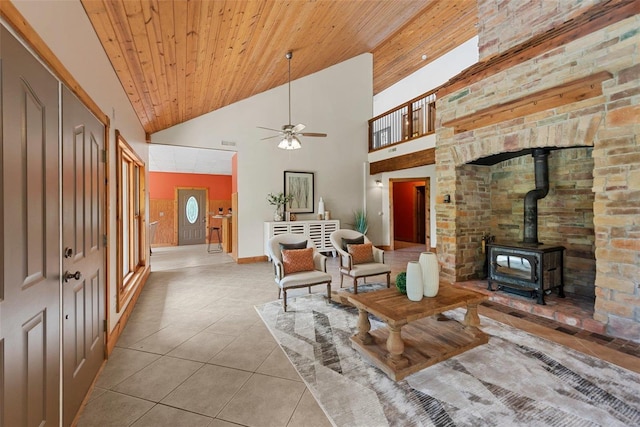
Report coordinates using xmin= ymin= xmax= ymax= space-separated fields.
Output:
xmin=237 ymin=255 xmax=268 ymax=264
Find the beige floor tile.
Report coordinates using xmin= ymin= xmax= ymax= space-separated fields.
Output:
xmin=217 ymin=373 xmax=305 ymax=427
xmin=95 ymin=347 xmax=161 ymax=389
xmin=115 ymin=321 xmax=165 ymax=348
xmin=209 ymin=419 xmax=242 ymax=427
xmin=77 ymin=390 xmax=154 ymax=427
xmin=287 ymin=389 xmax=333 ymax=427
xmin=165 ymin=309 xmax=228 ymax=331
xmin=167 ymin=331 xmax=236 ymax=362
xmin=209 ymin=333 xmax=277 ymax=371
xmin=128 ymin=324 xmax=201 ymax=354
xmin=245 ymin=320 xmax=276 ymax=340
xmin=130 ymin=404 xmax=213 ymax=427
xmin=256 ymin=347 xmax=302 ymax=381
xmin=161 ymin=364 xmax=251 ymax=418
xmin=86 ymin=386 xmax=107 ymax=403
xmin=205 ymin=313 xmax=260 ymax=336
xmin=113 ymin=356 xmax=203 ymax=402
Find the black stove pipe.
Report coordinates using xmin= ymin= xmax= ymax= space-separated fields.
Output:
xmin=523 ymin=149 xmax=549 ymax=244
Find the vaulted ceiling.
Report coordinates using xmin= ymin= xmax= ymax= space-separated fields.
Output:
xmin=81 ymin=0 xmax=477 ymax=134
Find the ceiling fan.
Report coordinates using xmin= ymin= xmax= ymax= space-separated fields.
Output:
xmin=258 ymin=51 xmax=327 ymax=150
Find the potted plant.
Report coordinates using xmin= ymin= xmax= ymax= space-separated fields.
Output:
xmin=352 ymin=209 xmax=368 ymax=234
xmin=395 ymin=272 xmax=407 ymax=295
xmin=267 ymin=192 xmax=292 ymax=221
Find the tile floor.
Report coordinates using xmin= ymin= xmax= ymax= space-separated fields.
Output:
xmin=77 ymin=244 xmax=639 ymax=426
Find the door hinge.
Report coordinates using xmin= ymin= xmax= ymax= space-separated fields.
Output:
xmin=103 ymin=235 xmax=108 ymax=247
xmin=103 ymin=319 xmax=108 ymax=332
xmin=101 ymin=149 xmax=106 ymax=163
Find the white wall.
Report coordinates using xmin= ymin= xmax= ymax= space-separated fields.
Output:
xmin=153 ymin=54 xmax=373 ymax=257
xmin=368 ymin=36 xmax=479 ymax=247
xmin=373 ymin=36 xmax=479 ymax=116
xmin=13 ymin=0 xmax=148 ymax=331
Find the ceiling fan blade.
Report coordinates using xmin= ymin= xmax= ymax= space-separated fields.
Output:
xmin=292 ymin=123 xmax=306 ymax=133
xmin=257 ymin=126 xmax=283 ymax=133
xmin=300 ymin=132 xmax=327 ymax=137
xmin=260 ymin=135 xmax=282 ymax=140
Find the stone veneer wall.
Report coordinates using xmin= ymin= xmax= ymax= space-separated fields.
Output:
xmin=487 ymin=148 xmax=596 ymax=297
xmin=478 ymin=0 xmax=601 ymax=60
xmin=436 ymin=10 xmax=640 ymax=341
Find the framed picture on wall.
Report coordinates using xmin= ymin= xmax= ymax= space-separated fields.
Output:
xmin=284 ymin=171 xmax=314 ymax=213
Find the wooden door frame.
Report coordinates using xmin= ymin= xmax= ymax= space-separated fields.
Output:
xmin=388 ymin=177 xmax=430 ymax=250
xmin=414 ymin=185 xmax=426 ymax=244
xmin=174 ymin=187 xmax=209 ymax=245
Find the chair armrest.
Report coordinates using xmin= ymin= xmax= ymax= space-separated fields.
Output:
xmin=332 ymin=245 xmax=352 ymax=270
xmin=272 ymin=258 xmax=284 ymax=280
xmin=340 ymin=253 xmax=353 ymax=270
xmin=313 ymin=252 xmax=327 ymax=272
xmin=372 ymin=247 xmax=384 ymax=263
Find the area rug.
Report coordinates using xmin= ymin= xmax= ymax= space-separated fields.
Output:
xmin=255 ymin=291 xmax=640 ymax=427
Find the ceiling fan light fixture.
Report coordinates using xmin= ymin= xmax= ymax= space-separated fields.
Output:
xmin=278 ymin=135 xmax=301 ymax=150
xmin=259 ymin=50 xmax=327 ymax=149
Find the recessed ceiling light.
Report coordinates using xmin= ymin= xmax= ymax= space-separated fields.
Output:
xmin=421 ymin=54 xmax=428 ymax=60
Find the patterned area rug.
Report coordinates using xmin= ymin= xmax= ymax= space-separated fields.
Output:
xmin=255 ymin=289 xmax=640 ymax=427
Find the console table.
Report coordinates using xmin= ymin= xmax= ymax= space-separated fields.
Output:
xmin=348 ymin=286 xmax=488 ymax=381
xmin=264 ymin=220 xmax=340 ymax=256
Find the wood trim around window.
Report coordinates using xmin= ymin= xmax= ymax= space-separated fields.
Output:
xmin=115 ymin=130 xmax=147 ymax=312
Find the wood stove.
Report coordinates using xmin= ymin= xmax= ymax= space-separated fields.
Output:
xmin=487 ymin=242 xmax=564 ymax=305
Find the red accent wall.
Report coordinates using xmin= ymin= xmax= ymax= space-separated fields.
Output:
xmin=393 ymin=180 xmax=424 ymax=242
xmin=149 ymin=172 xmax=232 ymax=199
xmin=149 ymin=172 xmax=232 ymax=246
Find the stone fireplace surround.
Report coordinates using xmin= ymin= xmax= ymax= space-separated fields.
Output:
xmin=435 ymin=1 xmax=639 ymax=342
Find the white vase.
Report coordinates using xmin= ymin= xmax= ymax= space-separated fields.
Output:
xmin=419 ymin=252 xmax=439 ymax=297
xmin=318 ymin=197 xmax=325 ymax=217
xmin=273 ymin=207 xmax=283 ymax=221
xmin=406 ymin=261 xmax=423 ymax=302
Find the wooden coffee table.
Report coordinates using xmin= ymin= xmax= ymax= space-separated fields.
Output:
xmin=347 ymin=285 xmax=489 ymax=381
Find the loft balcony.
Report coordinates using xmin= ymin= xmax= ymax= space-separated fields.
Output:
xmin=368 ymin=89 xmax=436 ymax=153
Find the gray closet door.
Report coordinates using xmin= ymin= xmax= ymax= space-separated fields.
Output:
xmin=61 ymin=86 xmax=106 ymax=426
xmin=0 ymin=25 xmax=61 ymax=426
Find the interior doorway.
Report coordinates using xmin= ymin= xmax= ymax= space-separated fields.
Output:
xmin=389 ymin=178 xmax=430 ymax=250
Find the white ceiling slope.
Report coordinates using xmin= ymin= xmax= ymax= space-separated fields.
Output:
xmin=148 ymin=144 xmax=235 ymax=175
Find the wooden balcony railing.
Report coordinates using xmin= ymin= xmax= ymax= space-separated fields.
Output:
xmin=368 ymin=89 xmax=436 ymax=152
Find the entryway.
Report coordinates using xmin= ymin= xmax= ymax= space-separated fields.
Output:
xmin=389 ymin=178 xmax=431 ymax=251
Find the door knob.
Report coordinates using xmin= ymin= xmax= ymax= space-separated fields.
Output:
xmin=64 ymin=271 xmax=82 ymax=282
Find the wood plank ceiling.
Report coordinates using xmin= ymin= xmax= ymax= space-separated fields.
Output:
xmin=80 ymin=0 xmax=477 ymax=134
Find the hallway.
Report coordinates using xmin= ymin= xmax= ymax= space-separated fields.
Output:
xmin=77 ymin=245 xmax=639 ymax=426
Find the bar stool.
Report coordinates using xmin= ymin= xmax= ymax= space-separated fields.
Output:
xmin=207 ymin=226 xmax=222 ymax=253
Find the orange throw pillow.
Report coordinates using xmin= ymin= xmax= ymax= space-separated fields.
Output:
xmin=348 ymin=243 xmax=374 ymax=265
xmin=282 ymin=248 xmax=315 ymax=275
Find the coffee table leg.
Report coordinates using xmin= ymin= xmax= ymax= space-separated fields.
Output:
xmin=354 ymin=308 xmax=373 ymax=345
xmin=464 ymin=302 xmax=481 ymax=326
xmin=386 ymin=325 xmax=409 ymax=369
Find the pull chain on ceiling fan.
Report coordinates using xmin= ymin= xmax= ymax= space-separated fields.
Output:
xmin=258 ymin=51 xmax=327 ymax=150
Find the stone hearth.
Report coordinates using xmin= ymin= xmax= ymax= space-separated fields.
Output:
xmin=455 ymin=280 xmax=602 ymax=334
xmin=435 ymin=1 xmax=640 ymax=342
